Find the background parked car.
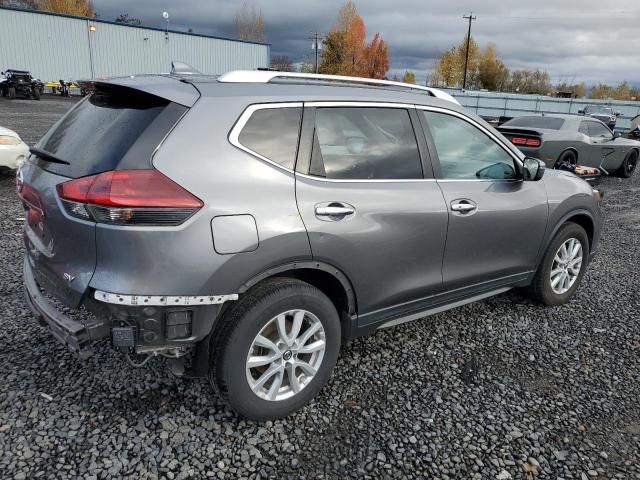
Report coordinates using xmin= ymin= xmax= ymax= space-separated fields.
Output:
xmin=498 ymin=114 xmax=639 ymax=178
xmin=0 ymin=126 xmax=29 ymax=173
xmin=578 ymin=105 xmax=619 ymax=130
xmin=0 ymin=69 xmax=41 ymax=100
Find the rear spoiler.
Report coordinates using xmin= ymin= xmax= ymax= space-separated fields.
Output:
xmin=77 ymin=75 xmax=200 ymax=107
xmin=496 ymin=126 xmax=544 ymax=137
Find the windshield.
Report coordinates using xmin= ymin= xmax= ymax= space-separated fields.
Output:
xmin=585 ymin=106 xmax=612 ymax=114
xmin=502 ymin=116 xmax=565 ymax=130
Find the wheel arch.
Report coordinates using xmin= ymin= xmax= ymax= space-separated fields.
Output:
xmin=238 ymin=261 xmax=357 ymax=318
xmin=546 ymin=209 xmax=595 ymax=254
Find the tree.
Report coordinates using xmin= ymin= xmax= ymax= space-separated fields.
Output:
xmin=271 ymin=55 xmax=294 ymax=72
xmin=234 ymin=2 xmax=265 ymax=42
xmin=115 ymin=13 xmax=141 ymax=25
xmin=477 ymin=43 xmax=509 ymax=91
xmin=357 ymin=33 xmax=388 ymax=79
xmin=319 ymin=1 xmax=389 ymax=79
xmin=402 ymin=70 xmax=416 ymax=84
xmin=431 ymin=35 xmax=479 ymax=88
xmin=319 ymin=30 xmax=347 ymax=75
xmin=37 ymin=0 xmax=94 ymax=16
xmin=506 ymin=69 xmax=551 ymax=94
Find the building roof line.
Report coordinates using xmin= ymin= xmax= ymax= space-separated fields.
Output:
xmin=0 ymin=5 xmax=271 ymax=46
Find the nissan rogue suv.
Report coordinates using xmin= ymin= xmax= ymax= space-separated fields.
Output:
xmin=20 ymin=70 xmax=603 ymax=419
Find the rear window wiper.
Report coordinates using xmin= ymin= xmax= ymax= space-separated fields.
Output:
xmin=29 ymin=147 xmax=70 ymax=165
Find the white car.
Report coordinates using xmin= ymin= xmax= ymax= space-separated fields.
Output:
xmin=0 ymin=126 xmax=29 ymax=173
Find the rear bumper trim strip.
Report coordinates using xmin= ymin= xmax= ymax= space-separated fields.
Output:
xmin=23 ymin=258 xmax=100 ymax=360
xmin=94 ymin=290 xmax=238 ymax=306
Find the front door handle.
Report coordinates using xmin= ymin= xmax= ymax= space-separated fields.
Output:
xmin=315 ymin=202 xmax=356 ymax=221
xmin=451 ymin=200 xmax=477 ymax=215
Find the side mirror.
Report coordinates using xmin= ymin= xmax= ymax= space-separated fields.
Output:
xmin=612 ymin=131 xmax=621 ymax=139
xmin=523 ymin=157 xmax=546 ymax=181
xmin=578 ymin=109 xmax=585 ymax=114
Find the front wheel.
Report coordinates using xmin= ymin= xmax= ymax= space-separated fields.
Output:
xmin=8 ymin=87 xmax=16 ymax=99
xmin=617 ymin=150 xmax=638 ymax=178
xmin=210 ymin=278 xmax=341 ymax=420
xmin=528 ymin=222 xmax=589 ymax=306
xmin=33 ymin=88 xmax=40 ymax=100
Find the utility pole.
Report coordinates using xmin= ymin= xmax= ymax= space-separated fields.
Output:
xmin=309 ymin=32 xmax=321 ymax=73
xmin=462 ymin=13 xmax=476 ymax=90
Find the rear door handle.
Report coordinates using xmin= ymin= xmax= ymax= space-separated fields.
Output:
xmin=451 ymin=200 xmax=477 ymax=215
xmin=315 ymin=202 xmax=355 ymax=221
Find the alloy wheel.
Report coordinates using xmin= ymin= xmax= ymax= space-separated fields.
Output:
xmin=246 ymin=309 xmax=326 ymax=401
xmin=550 ymin=238 xmax=583 ymax=295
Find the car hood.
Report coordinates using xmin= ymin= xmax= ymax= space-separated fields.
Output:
xmin=0 ymin=126 xmax=23 ymax=141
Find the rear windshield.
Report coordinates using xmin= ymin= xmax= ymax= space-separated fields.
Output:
xmin=35 ymin=90 xmax=174 ymax=178
xmin=502 ymin=116 xmax=565 ymax=130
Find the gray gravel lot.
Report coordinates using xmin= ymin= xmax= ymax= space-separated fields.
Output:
xmin=0 ymin=95 xmax=639 ymax=479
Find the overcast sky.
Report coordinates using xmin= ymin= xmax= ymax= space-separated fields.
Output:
xmin=93 ymin=0 xmax=639 ymax=86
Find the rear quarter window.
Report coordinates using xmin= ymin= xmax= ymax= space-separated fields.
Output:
xmin=35 ymin=90 xmax=184 ymax=178
xmin=237 ymin=107 xmax=302 ymax=170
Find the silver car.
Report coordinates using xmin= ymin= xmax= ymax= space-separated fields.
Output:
xmin=20 ymin=70 xmax=603 ymax=419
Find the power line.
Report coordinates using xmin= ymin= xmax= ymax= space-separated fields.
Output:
xmin=462 ymin=13 xmax=476 ymax=90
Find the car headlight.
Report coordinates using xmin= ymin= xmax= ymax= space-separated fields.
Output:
xmin=0 ymin=135 xmax=21 ymax=146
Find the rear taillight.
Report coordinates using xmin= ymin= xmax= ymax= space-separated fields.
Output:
xmin=56 ymin=170 xmax=203 ymax=226
xmin=511 ymin=137 xmax=541 ymax=148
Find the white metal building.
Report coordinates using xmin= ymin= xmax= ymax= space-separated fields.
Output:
xmin=0 ymin=6 xmax=270 ymax=82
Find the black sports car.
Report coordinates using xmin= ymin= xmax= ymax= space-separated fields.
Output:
xmin=578 ymin=105 xmax=619 ymax=130
xmin=497 ymin=114 xmax=639 ymax=178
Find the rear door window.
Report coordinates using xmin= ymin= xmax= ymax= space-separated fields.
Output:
xmin=309 ymin=107 xmax=423 ymax=180
xmin=237 ymin=107 xmax=302 ymax=170
xmin=36 ymin=90 xmax=180 ymax=178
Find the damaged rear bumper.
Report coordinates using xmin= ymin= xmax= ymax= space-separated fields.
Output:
xmin=23 ymin=258 xmax=108 ymax=359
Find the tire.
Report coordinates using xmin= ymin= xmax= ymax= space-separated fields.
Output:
xmin=209 ymin=278 xmax=341 ymax=420
xmin=528 ymin=222 xmax=589 ymax=306
xmin=616 ymin=150 xmax=638 ymax=178
xmin=8 ymin=87 xmax=16 ymax=99
xmin=33 ymin=89 xmax=40 ymax=100
xmin=555 ymin=150 xmax=577 ymax=169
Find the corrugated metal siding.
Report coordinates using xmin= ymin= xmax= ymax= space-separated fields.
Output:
xmin=448 ymin=89 xmax=640 ymax=131
xmin=0 ymin=7 xmax=269 ymax=82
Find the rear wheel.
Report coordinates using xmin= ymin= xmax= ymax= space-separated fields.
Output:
xmin=33 ymin=88 xmax=40 ymax=100
xmin=209 ymin=278 xmax=341 ymax=420
xmin=616 ymin=150 xmax=638 ymax=178
xmin=555 ymin=150 xmax=577 ymax=169
xmin=528 ymin=222 xmax=589 ymax=306
xmin=8 ymin=87 xmax=16 ymax=99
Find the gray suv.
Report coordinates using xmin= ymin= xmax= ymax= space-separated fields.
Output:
xmin=20 ymin=70 xmax=603 ymax=419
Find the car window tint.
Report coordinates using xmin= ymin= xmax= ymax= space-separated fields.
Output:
xmin=422 ymin=111 xmax=517 ymax=180
xmin=238 ymin=107 xmax=302 ymax=169
xmin=310 ymin=107 xmax=423 ymax=180
xmin=579 ymin=121 xmax=590 ymax=135
xmin=587 ymin=121 xmax=611 ymax=138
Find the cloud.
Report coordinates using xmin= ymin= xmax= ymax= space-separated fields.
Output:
xmin=93 ymin=0 xmax=640 ymax=85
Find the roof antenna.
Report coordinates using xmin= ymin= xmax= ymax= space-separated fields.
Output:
xmin=170 ymin=61 xmax=201 ymax=75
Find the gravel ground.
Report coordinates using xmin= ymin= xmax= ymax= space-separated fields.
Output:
xmin=0 ymin=96 xmax=639 ymax=479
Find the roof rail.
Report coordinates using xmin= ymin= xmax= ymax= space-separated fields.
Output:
xmin=217 ymin=70 xmax=460 ymax=105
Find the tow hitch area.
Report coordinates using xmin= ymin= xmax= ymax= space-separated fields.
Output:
xmin=112 ymin=326 xmax=136 ymax=348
